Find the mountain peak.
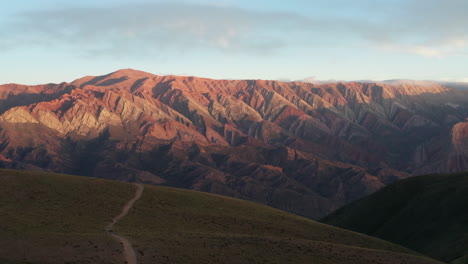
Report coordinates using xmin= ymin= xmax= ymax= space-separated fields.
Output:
xmin=110 ymin=68 xmax=155 ymax=78
xmin=71 ymin=68 xmax=156 ymax=88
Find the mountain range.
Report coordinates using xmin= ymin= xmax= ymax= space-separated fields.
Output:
xmin=1 ymin=69 xmax=468 ymax=219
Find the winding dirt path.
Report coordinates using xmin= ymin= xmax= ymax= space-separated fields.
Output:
xmin=106 ymin=183 xmax=144 ymax=264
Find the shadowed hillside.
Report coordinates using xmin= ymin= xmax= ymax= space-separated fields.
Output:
xmin=322 ymin=172 xmax=468 ymax=264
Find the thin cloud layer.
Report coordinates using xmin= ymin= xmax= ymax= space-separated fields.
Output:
xmin=363 ymin=0 xmax=468 ymax=57
xmin=1 ymin=3 xmax=306 ymax=56
xmin=1 ymin=0 xmax=467 ymax=58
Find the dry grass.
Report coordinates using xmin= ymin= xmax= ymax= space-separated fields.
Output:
xmin=0 ymin=169 xmax=444 ymax=264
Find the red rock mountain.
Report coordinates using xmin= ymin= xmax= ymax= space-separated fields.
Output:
xmin=1 ymin=69 xmax=468 ymax=218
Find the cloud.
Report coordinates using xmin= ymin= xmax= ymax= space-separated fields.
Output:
xmin=360 ymin=0 xmax=468 ymax=57
xmin=378 ymin=37 xmax=468 ymax=57
xmin=302 ymin=76 xmax=339 ymax=84
xmin=440 ymin=77 xmax=468 ymax=83
xmin=0 ymin=2 xmax=371 ymax=57
xmin=0 ymin=3 xmax=307 ymax=57
xmin=1 ymin=0 xmax=467 ymax=59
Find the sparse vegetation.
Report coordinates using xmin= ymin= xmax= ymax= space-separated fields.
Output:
xmin=0 ymin=169 xmax=135 ymax=264
xmin=0 ymin=169 xmax=444 ymax=263
xmin=116 ymin=179 xmax=443 ymax=263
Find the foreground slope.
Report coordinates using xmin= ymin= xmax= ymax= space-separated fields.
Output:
xmin=322 ymin=172 xmax=468 ymax=264
xmin=0 ymin=169 xmax=442 ymax=264
xmin=0 ymin=169 xmax=136 ymax=263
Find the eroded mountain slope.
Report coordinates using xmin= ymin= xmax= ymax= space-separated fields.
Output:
xmin=1 ymin=69 xmax=468 ymax=218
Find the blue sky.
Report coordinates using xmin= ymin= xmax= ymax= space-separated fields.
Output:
xmin=1 ymin=0 xmax=467 ymax=84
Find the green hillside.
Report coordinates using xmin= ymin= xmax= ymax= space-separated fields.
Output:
xmin=0 ymin=169 xmax=443 ymax=264
xmin=322 ymin=172 xmax=468 ymax=264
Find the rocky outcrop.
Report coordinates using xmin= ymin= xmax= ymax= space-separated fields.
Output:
xmin=1 ymin=69 xmax=468 ymax=218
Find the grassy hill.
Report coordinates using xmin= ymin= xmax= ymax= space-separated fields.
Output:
xmin=322 ymin=172 xmax=468 ymax=264
xmin=0 ymin=169 xmax=443 ymax=264
xmin=0 ymin=169 xmax=136 ymax=264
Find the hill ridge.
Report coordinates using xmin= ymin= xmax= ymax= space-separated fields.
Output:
xmin=322 ymin=172 xmax=468 ymax=263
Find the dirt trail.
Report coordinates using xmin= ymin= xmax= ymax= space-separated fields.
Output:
xmin=110 ymin=233 xmax=138 ymax=264
xmin=106 ymin=183 xmax=144 ymax=264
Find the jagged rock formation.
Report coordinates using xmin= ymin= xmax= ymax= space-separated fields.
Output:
xmin=1 ymin=69 xmax=468 ymax=218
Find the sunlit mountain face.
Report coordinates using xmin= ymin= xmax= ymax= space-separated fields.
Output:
xmin=2 ymin=69 xmax=468 ymax=219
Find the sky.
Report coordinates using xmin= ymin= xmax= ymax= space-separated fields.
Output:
xmin=1 ymin=0 xmax=467 ymax=84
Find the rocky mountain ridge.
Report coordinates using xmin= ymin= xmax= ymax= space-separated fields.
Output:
xmin=1 ymin=69 xmax=468 ymax=218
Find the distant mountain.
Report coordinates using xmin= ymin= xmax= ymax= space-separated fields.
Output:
xmin=0 ymin=169 xmax=443 ymax=264
xmin=1 ymin=69 xmax=468 ymax=218
xmin=322 ymin=172 xmax=468 ymax=264
xmin=382 ymin=80 xmax=468 ymax=90
xmin=440 ymin=82 xmax=468 ymax=90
